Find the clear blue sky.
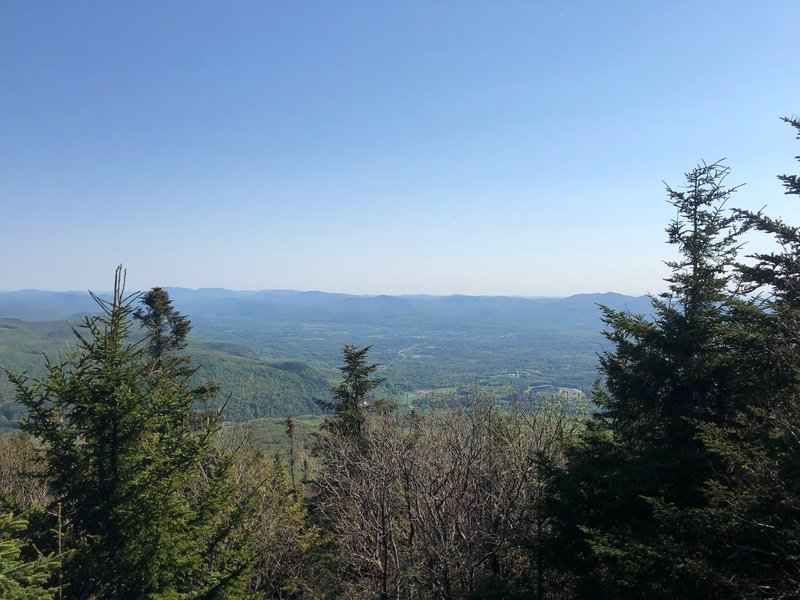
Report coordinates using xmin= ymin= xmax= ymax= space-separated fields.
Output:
xmin=1 ymin=1 xmax=798 ymax=296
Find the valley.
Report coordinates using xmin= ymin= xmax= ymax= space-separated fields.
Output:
xmin=0 ymin=288 xmax=653 ymax=426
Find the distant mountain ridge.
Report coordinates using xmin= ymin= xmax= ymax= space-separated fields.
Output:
xmin=0 ymin=288 xmax=656 ymax=428
xmin=0 ymin=288 xmax=653 ymax=324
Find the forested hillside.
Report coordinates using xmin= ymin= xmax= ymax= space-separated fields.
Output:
xmin=0 ymin=291 xmax=651 ymax=426
xmin=0 ymin=318 xmax=334 ymax=427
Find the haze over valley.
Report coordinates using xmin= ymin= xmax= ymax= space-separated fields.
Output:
xmin=0 ymin=287 xmax=652 ymax=426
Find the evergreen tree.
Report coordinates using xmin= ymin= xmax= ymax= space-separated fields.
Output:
xmin=693 ymin=117 xmax=800 ymax=597
xmin=310 ymin=345 xmax=386 ymax=593
xmin=133 ymin=287 xmax=191 ymax=365
xmin=0 ymin=511 xmax=58 ymax=600
xmin=134 ymin=287 xmax=219 ymax=404
xmin=544 ymin=162 xmax=745 ymax=598
xmin=10 ymin=269 xmax=252 ymax=599
xmin=318 ymin=345 xmax=385 ymax=441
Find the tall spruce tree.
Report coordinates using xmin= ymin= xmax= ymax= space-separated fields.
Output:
xmin=319 ymin=345 xmax=385 ymax=442
xmin=544 ymin=162 xmax=745 ymax=598
xmin=693 ymin=117 xmax=800 ymax=597
xmin=133 ymin=287 xmax=219 ymax=404
xmin=133 ymin=287 xmax=191 ymax=367
xmin=10 ymin=269 xmax=252 ymax=599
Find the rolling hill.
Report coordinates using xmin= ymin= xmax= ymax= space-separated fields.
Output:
xmin=0 ymin=288 xmax=655 ymax=427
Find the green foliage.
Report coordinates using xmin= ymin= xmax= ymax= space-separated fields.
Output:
xmin=688 ymin=117 xmax=800 ymax=597
xmin=544 ymin=161 xmax=746 ymax=597
xmin=232 ymin=447 xmax=334 ymax=598
xmin=134 ymin=287 xmax=192 ymax=363
xmin=0 ymin=511 xmax=58 ymax=600
xmin=188 ymin=349 xmax=333 ymax=419
xmin=543 ymin=123 xmax=800 ymax=598
xmin=0 ymin=290 xmax=655 ymax=427
xmin=0 ymin=322 xmax=334 ymax=426
xmin=9 ymin=270 xmax=253 ymax=599
xmin=319 ymin=345 xmax=385 ymax=441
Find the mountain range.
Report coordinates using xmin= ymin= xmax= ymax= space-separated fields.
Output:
xmin=0 ymin=288 xmax=655 ymax=427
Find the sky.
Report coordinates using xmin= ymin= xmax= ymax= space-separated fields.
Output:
xmin=1 ymin=1 xmax=798 ymax=296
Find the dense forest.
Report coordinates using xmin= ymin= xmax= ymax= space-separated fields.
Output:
xmin=0 ymin=287 xmax=654 ymax=426
xmin=1 ymin=117 xmax=799 ymax=598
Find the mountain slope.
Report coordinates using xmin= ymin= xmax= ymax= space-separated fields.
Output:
xmin=0 ymin=318 xmax=334 ymax=428
xmin=0 ymin=289 xmax=655 ymax=427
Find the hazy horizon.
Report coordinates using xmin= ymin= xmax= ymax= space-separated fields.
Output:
xmin=0 ymin=284 xmax=645 ymax=300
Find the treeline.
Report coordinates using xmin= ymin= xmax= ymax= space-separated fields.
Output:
xmin=0 ymin=313 xmax=583 ymax=599
xmin=0 ymin=320 xmax=334 ymax=426
xmin=2 ymin=117 xmax=800 ymax=598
